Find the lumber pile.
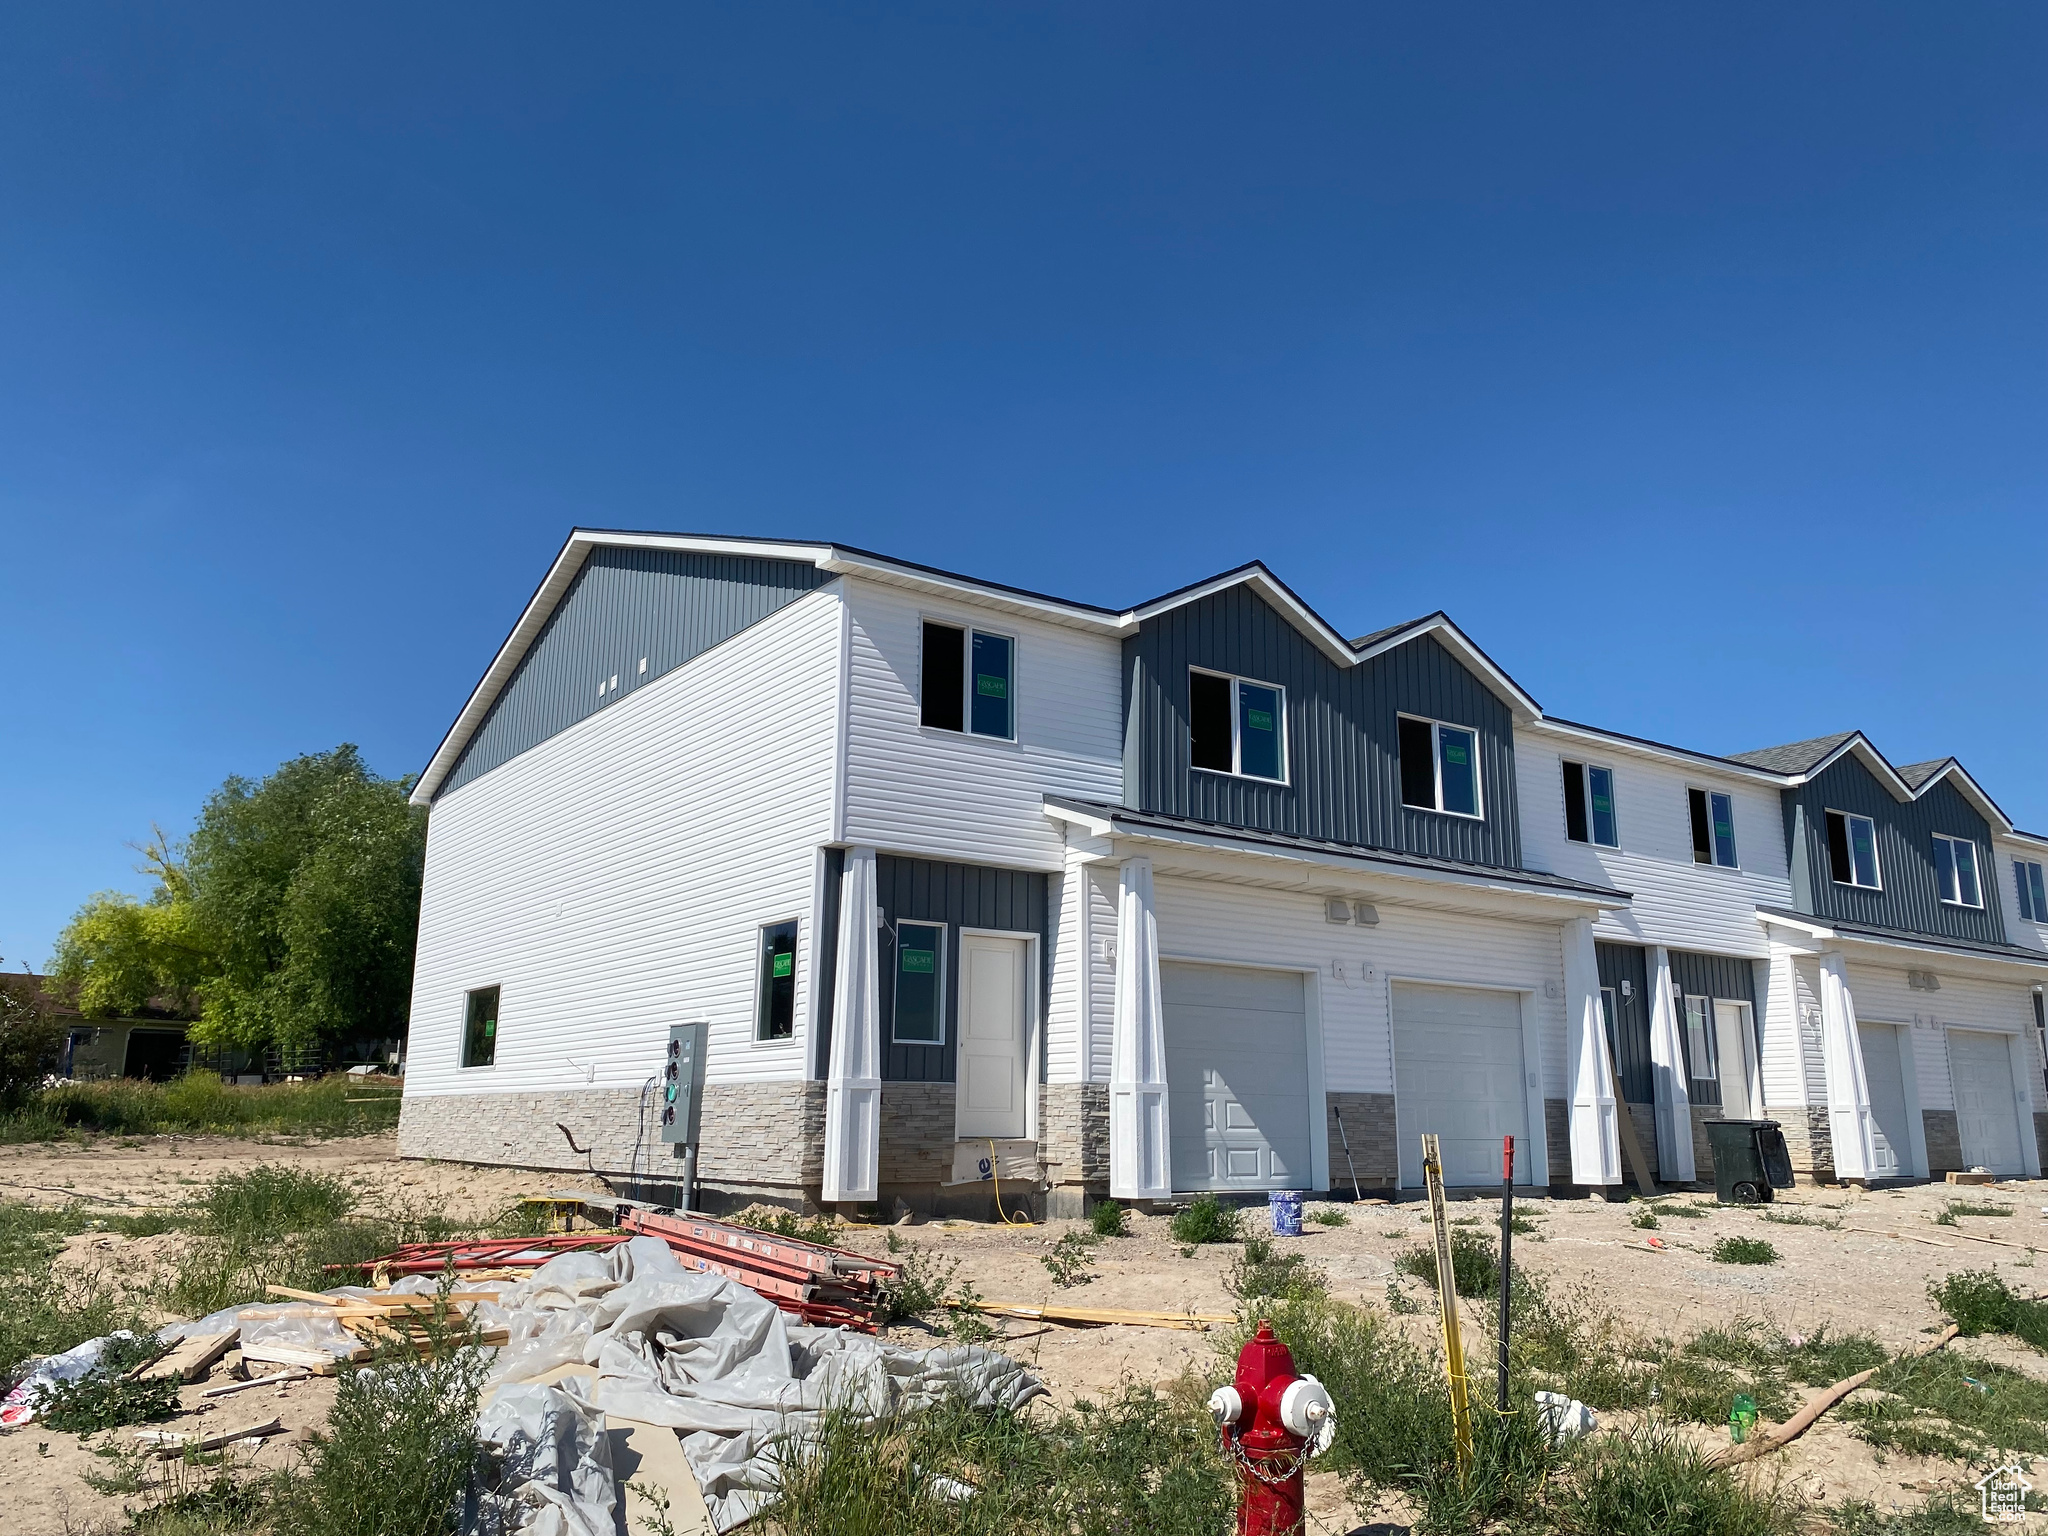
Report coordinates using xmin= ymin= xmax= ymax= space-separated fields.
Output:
xmin=618 ymin=1207 xmax=899 ymax=1332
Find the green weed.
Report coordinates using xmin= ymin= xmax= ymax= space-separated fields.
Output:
xmin=0 ymin=1201 xmax=158 ymax=1386
xmin=1842 ymin=1348 xmax=2048 ymax=1461
xmin=1088 ymin=1199 xmax=1129 ymax=1238
xmin=1929 ymin=1269 xmax=2048 ymax=1352
xmin=1170 ymin=1195 xmax=1242 ymax=1246
xmin=0 ymin=1073 xmax=402 ymax=1143
xmin=1308 ymin=1206 xmax=1349 ymax=1228
xmin=1395 ymin=1227 xmax=1499 ymax=1297
xmin=1943 ymin=1200 xmax=2013 ymax=1219
xmin=1631 ymin=1209 xmax=1661 ymax=1230
xmin=732 ymin=1204 xmax=841 ymax=1247
xmin=1712 ymin=1237 xmax=1779 ymax=1265
xmin=1039 ymin=1231 xmax=1098 ymax=1288
xmin=1547 ymin=1426 xmax=1803 ymax=1536
xmin=1759 ymin=1208 xmax=1840 ymax=1228
xmin=1227 ymin=1234 xmax=1328 ymax=1308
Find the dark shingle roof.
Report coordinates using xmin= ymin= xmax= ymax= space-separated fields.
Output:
xmin=1894 ymin=759 xmax=1952 ymax=791
xmin=1348 ymin=613 xmax=1439 ymax=650
xmin=1044 ymin=797 xmax=1626 ymax=902
xmin=1725 ymin=732 xmax=1860 ymax=774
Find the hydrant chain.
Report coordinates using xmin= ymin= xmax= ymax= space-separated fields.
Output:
xmin=1213 ymin=1319 xmax=1337 ymax=1535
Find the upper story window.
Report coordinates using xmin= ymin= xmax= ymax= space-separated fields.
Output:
xmin=2017 ymin=859 xmax=2048 ymax=923
xmin=1398 ymin=715 xmax=1481 ymax=819
xmin=1687 ymin=788 xmax=1738 ymax=868
xmin=1825 ymin=810 xmax=1882 ymax=890
xmin=1562 ymin=760 xmax=1618 ymax=847
xmin=1933 ymin=834 xmax=1983 ymax=908
xmin=755 ymin=920 xmax=798 ymax=1041
xmin=920 ymin=621 xmax=1014 ymax=740
xmin=1189 ymin=669 xmax=1287 ymax=782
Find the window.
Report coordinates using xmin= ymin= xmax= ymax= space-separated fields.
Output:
xmin=462 ymin=986 xmax=500 ymax=1068
xmin=1398 ymin=715 xmax=1481 ymax=818
xmin=1933 ymin=834 xmax=1982 ymax=908
xmin=1687 ymin=789 xmax=1738 ymax=868
xmin=1825 ymin=810 xmax=1882 ymax=889
xmin=1188 ymin=669 xmax=1286 ymax=782
xmin=2017 ymin=859 xmax=2048 ymax=923
xmin=892 ymin=921 xmax=946 ymax=1045
xmin=755 ymin=921 xmax=798 ymax=1041
xmin=919 ymin=622 xmax=1014 ymax=739
xmin=1562 ymin=760 xmax=1618 ymax=847
xmin=1683 ymin=995 xmax=1716 ymax=1081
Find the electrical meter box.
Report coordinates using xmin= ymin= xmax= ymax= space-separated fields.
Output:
xmin=660 ymin=1022 xmax=709 ymax=1146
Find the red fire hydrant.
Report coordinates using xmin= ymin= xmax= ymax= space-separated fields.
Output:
xmin=1208 ymin=1319 xmax=1337 ymax=1535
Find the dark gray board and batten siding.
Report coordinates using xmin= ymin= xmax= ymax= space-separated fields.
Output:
xmin=438 ymin=548 xmax=833 ymax=799
xmin=811 ymin=855 xmax=1050 ymax=1087
xmin=1594 ymin=943 xmax=1653 ymax=1105
xmin=1782 ymin=758 xmax=2008 ymax=947
xmin=1665 ymin=949 xmax=1762 ymax=1109
xmin=1121 ymin=586 xmax=1523 ymax=867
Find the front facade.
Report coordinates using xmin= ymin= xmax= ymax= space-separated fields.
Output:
xmin=396 ymin=531 xmax=2048 ymax=1210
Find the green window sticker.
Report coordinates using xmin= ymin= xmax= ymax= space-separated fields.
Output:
xmin=772 ymin=952 xmax=793 ymax=978
xmin=901 ymin=948 xmax=935 ymax=974
xmin=976 ymin=674 xmax=1006 ymax=698
xmin=1445 ymin=742 xmax=1468 ymax=765
xmin=1593 ymin=793 xmax=1611 ymax=813
xmin=483 ymin=1020 xmax=495 ymax=1037
xmin=1247 ymin=709 xmax=1273 ymax=732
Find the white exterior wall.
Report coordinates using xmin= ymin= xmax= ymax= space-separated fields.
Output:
xmin=1148 ymin=876 xmax=1571 ymax=1100
xmin=840 ymin=576 xmax=1123 ymax=872
xmin=406 ymin=587 xmax=845 ymax=1098
xmin=1995 ymin=838 xmax=2048 ymax=953
xmin=1046 ymin=858 xmax=1120 ymax=1084
xmin=1517 ymin=727 xmax=1789 ymax=956
xmin=1848 ymin=962 xmax=2044 ymax=1113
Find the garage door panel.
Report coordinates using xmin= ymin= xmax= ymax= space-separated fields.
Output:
xmin=1163 ymin=962 xmax=1312 ymax=1193
xmin=1950 ymin=1029 xmax=2023 ymax=1177
xmin=1392 ymin=982 xmax=1530 ymax=1189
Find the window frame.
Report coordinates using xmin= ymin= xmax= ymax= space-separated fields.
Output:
xmin=754 ymin=918 xmax=801 ymax=1043
xmin=1933 ymin=833 xmax=1983 ymax=909
xmin=1824 ymin=809 xmax=1883 ymax=891
xmin=1682 ymin=993 xmax=1717 ymax=1082
xmin=1187 ymin=666 xmax=1290 ymax=785
xmin=2017 ymin=859 xmax=2048 ymax=924
xmin=889 ymin=919 xmax=949 ymax=1047
xmin=460 ymin=984 xmax=502 ymax=1070
xmin=1685 ymin=786 xmax=1740 ymax=869
xmin=1397 ymin=712 xmax=1484 ymax=821
xmin=917 ymin=617 xmax=1018 ymax=743
xmin=1561 ymin=757 xmax=1620 ymax=848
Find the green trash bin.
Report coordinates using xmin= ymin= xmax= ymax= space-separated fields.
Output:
xmin=1704 ymin=1119 xmax=1795 ymax=1205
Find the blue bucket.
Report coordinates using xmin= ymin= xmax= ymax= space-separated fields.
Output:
xmin=1268 ymin=1189 xmax=1304 ymax=1237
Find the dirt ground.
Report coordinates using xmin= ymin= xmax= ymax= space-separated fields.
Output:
xmin=6 ymin=1132 xmax=2048 ymax=1533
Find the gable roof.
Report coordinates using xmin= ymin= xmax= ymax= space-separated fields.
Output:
xmin=415 ymin=530 xmax=1548 ymax=802
xmin=1724 ymin=731 xmax=2013 ymax=833
xmin=1726 ymin=732 xmax=1861 ymax=775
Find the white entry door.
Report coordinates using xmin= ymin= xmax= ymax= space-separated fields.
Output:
xmin=956 ymin=934 xmax=1030 ymax=1139
xmin=1858 ymin=1022 xmax=1910 ymax=1180
xmin=1713 ymin=1001 xmax=1761 ymax=1118
xmin=1162 ymin=962 xmax=1311 ymax=1191
xmin=1392 ymin=982 xmax=1530 ymax=1188
xmin=1950 ymin=1028 xmax=2024 ymax=1176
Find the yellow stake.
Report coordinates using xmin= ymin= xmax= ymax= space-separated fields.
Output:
xmin=1423 ymin=1133 xmax=1475 ymax=1478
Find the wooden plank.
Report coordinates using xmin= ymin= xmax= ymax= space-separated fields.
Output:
xmin=201 ymin=1368 xmax=309 ymax=1399
xmin=240 ymin=1341 xmax=366 ymax=1373
xmin=134 ymin=1417 xmax=286 ymax=1458
xmin=959 ymin=1300 xmax=1231 ymax=1330
xmin=136 ymin=1330 xmax=238 ymax=1384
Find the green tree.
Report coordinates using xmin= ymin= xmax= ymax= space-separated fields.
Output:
xmin=50 ymin=746 xmax=426 ymax=1053
xmin=0 ymin=963 xmax=63 ymax=1106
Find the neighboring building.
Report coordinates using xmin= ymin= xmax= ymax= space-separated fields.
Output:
xmin=3 ymin=974 xmax=194 ymax=1081
xmin=396 ymin=531 xmax=2048 ymax=1211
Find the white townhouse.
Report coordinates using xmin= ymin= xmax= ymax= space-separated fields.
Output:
xmin=397 ymin=530 xmax=2048 ymax=1213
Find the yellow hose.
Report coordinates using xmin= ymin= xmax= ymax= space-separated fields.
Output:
xmin=989 ymin=1138 xmax=1034 ymax=1227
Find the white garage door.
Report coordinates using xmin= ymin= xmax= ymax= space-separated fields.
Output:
xmin=1858 ymin=1022 xmax=1910 ymax=1180
xmin=1950 ymin=1029 xmax=2024 ymax=1177
xmin=1393 ymin=982 xmax=1529 ymax=1188
xmin=1162 ymin=962 xmax=1311 ymax=1192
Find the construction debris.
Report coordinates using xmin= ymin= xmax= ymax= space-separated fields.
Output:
xmin=958 ymin=1299 xmax=1232 ymax=1331
xmin=132 ymin=1417 xmax=287 ymax=1458
xmin=130 ymin=1330 xmax=237 ymax=1384
xmin=200 ymin=1368 xmax=310 ymax=1398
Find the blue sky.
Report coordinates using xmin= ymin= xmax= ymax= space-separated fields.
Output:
xmin=2 ymin=4 xmax=2043 ymax=969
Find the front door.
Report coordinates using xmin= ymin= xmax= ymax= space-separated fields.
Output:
xmin=1713 ymin=1001 xmax=1760 ymax=1118
xmin=956 ymin=934 xmax=1029 ymax=1139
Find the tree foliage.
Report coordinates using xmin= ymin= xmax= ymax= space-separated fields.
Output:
xmin=50 ymin=746 xmax=426 ymax=1052
xmin=0 ymin=962 xmax=63 ymax=1106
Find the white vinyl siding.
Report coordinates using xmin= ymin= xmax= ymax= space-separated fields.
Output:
xmin=1997 ymin=841 xmax=2048 ymax=951
xmin=405 ymin=587 xmax=843 ymax=1098
xmin=1841 ymin=963 xmax=2044 ymax=1116
xmin=842 ymin=577 xmax=1123 ymax=871
xmin=1517 ymin=729 xmax=1792 ymax=957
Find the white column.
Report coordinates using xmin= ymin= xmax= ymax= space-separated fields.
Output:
xmin=1817 ymin=951 xmax=1875 ymax=1182
xmin=821 ymin=847 xmax=882 ymax=1204
xmin=2007 ymin=1032 xmax=2042 ymax=1179
xmin=1109 ymin=857 xmax=1171 ymax=1200
xmin=1646 ymin=946 xmax=1696 ymax=1182
xmin=1563 ymin=917 xmax=1621 ymax=1186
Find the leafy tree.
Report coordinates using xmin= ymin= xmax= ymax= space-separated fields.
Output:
xmin=0 ymin=962 xmax=63 ymax=1106
xmin=50 ymin=746 xmax=426 ymax=1053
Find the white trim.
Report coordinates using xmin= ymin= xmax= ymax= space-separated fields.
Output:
xmin=916 ymin=614 xmax=1020 ymax=743
xmin=889 ymin=919 xmax=949 ymax=1047
xmin=1528 ymin=717 xmax=1790 ymax=787
xmin=1684 ymin=785 xmax=1741 ymax=871
xmin=1125 ymin=567 xmax=1357 ymax=667
xmin=459 ymin=983 xmax=503 ymax=1071
xmin=1157 ymin=952 xmax=1330 ymax=1194
xmin=954 ymin=926 xmax=1042 ymax=1143
xmin=1560 ymin=756 xmax=1621 ymax=848
xmin=1349 ymin=613 xmax=1543 ymax=721
xmin=1397 ymin=713 xmax=1485 ymax=821
xmin=752 ymin=916 xmax=803 ymax=1045
xmin=1383 ymin=971 xmax=1550 ymax=1189
xmin=1189 ymin=666 xmax=1290 ymax=785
